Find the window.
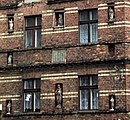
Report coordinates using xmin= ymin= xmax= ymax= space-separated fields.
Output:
xmin=79 ymin=75 xmax=98 ymax=110
xmin=25 ymin=15 xmax=42 ymax=48
xmin=79 ymin=9 xmax=98 ymax=44
xmin=23 ymin=79 xmax=40 ymax=112
xmin=52 ymin=49 xmax=66 ymax=63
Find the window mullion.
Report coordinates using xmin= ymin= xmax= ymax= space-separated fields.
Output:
xmin=88 ymin=89 xmax=90 ymax=110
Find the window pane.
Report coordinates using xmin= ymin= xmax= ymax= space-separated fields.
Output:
xmin=80 ymin=24 xmax=88 ymax=44
xmin=25 ymin=30 xmax=33 ymax=48
xmin=24 ymin=80 xmax=33 ymax=89
xmin=80 ymin=76 xmax=89 ymax=86
xmin=91 ymin=89 xmax=98 ymax=109
xmin=80 ymin=90 xmax=88 ymax=110
xmin=35 ymin=29 xmax=41 ymax=47
xmin=34 ymin=92 xmax=40 ymax=112
xmin=36 ymin=16 xmax=42 ymax=26
xmin=90 ymin=23 xmax=98 ymax=43
xmin=92 ymin=76 xmax=98 ymax=85
xmin=80 ymin=11 xmax=88 ymax=21
xmin=90 ymin=10 xmax=98 ymax=20
xmin=24 ymin=93 xmax=32 ymax=112
xmin=34 ymin=80 xmax=40 ymax=89
xmin=26 ymin=17 xmax=34 ymax=27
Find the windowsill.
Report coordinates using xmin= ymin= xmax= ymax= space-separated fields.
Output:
xmin=24 ymin=1 xmax=42 ymax=4
xmin=53 ymin=26 xmax=64 ymax=30
xmin=108 ymin=19 xmax=116 ymax=24
xmin=78 ymin=110 xmax=99 ymax=114
xmin=3 ymin=110 xmax=128 ymax=117
xmin=3 ymin=112 xmax=42 ymax=117
xmin=79 ymin=42 xmax=98 ymax=46
xmin=47 ymin=0 xmax=83 ymax=4
xmin=24 ymin=47 xmax=43 ymax=51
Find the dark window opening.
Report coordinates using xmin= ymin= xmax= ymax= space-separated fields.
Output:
xmin=108 ymin=43 xmax=115 ymax=55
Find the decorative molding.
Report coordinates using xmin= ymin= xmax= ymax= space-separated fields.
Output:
xmin=41 ymin=91 xmax=78 ymax=100
xmin=0 ymin=76 xmax=22 ymax=83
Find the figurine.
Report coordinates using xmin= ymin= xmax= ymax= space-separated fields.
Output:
xmin=108 ymin=7 xmax=114 ymax=21
xmin=7 ymin=101 xmax=11 ymax=114
xmin=55 ymin=84 xmax=62 ymax=108
xmin=8 ymin=19 xmax=14 ymax=30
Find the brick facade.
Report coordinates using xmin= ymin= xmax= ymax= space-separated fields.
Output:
xmin=0 ymin=0 xmax=130 ymax=119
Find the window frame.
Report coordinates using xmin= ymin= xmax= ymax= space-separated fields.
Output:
xmin=79 ymin=75 xmax=98 ymax=111
xmin=23 ymin=78 xmax=41 ymax=112
xmin=52 ymin=49 xmax=66 ymax=64
xmin=25 ymin=15 xmax=42 ymax=48
xmin=79 ymin=9 xmax=98 ymax=44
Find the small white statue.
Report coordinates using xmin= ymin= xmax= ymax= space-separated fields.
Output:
xmin=9 ymin=19 xmax=14 ymax=30
xmin=8 ymin=54 xmax=13 ymax=64
xmin=58 ymin=14 xmax=63 ymax=26
xmin=55 ymin=84 xmax=62 ymax=108
xmin=7 ymin=101 xmax=11 ymax=114
xmin=110 ymin=96 xmax=114 ymax=111
xmin=109 ymin=7 xmax=114 ymax=20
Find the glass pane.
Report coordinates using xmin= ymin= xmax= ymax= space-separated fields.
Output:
xmin=36 ymin=16 xmax=42 ymax=26
xmin=80 ymin=90 xmax=88 ymax=110
xmin=34 ymin=92 xmax=40 ymax=112
xmin=35 ymin=29 xmax=41 ymax=47
xmin=91 ymin=89 xmax=98 ymax=109
xmin=80 ymin=11 xmax=88 ymax=21
xmin=90 ymin=9 xmax=98 ymax=20
xmin=24 ymin=93 xmax=32 ymax=112
xmin=90 ymin=23 xmax=98 ymax=43
xmin=25 ymin=30 xmax=33 ymax=48
xmin=24 ymin=80 xmax=33 ymax=89
xmin=26 ymin=17 xmax=34 ymax=27
xmin=80 ymin=24 xmax=88 ymax=44
xmin=92 ymin=76 xmax=98 ymax=85
xmin=34 ymin=80 xmax=40 ymax=89
xmin=80 ymin=76 xmax=89 ymax=86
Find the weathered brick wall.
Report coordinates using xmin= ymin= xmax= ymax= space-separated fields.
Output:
xmin=0 ymin=0 xmax=129 ymax=119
